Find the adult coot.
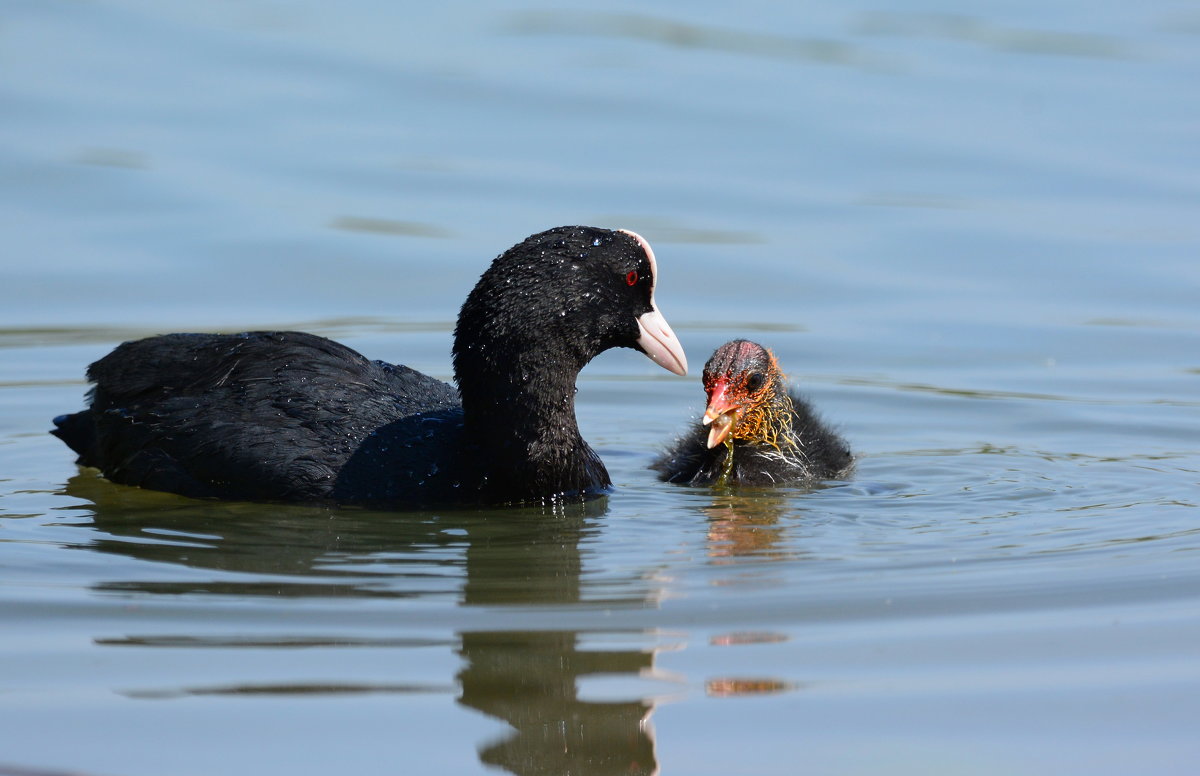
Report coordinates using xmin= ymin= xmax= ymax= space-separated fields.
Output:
xmin=651 ymin=339 xmax=850 ymax=486
xmin=53 ymin=226 xmax=688 ymax=508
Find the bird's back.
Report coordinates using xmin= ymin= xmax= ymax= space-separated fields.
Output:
xmin=53 ymin=331 xmax=460 ymax=502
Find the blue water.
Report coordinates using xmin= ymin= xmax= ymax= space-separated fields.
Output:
xmin=2 ymin=2 xmax=1199 ymax=774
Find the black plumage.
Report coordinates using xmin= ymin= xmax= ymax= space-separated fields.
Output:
xmin=53 ymin=226 xmax=688 ymax=508
xmin=651 ymin=339 xmax=851 ymax=486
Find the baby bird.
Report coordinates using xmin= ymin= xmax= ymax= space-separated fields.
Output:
xmin=652 ymin=339 xmax=851 ymax=486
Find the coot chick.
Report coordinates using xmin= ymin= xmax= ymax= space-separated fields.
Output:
xmin=52 ymin=226 xmax=688 ymax=508
xmin=651 ymin=339 xmax=850 ymax=486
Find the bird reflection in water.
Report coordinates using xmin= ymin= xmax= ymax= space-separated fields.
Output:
xmin=702 ymin=491 xmax=798 ymax=563
xmin=701 ymin=494 xmax=810 ymax=700
xmin=458 ymin=630 xmax=658 ymax=776
xmin=60 ymin=475 xmax=663 ymax=776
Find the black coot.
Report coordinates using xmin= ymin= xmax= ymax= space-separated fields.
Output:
xmin=651 ymin=339 xmax=850 ymax=486
xmin=53 ymin=226 xmax=688 ymax=507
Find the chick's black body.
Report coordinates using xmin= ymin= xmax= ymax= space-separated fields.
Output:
xmin=52 ymin=226 xmax=686 ymax=508
xmin=651 ymin=389 xmax=852 ymax=485
xmin=652 ymin=340 xmax=852 ymax=486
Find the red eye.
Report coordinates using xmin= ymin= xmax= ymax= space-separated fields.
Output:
xmin=626 ymin=270 xmax=638 ymax=286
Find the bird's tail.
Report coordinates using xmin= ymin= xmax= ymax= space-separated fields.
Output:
xmin=51 ymin=411 xmax=97 ymax=466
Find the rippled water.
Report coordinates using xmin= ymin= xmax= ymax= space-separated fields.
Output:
xmin=2 ymin=2 xmax=1199 ymax=774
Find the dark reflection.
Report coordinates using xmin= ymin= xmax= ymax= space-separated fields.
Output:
xmin=458 ymin=631 xmax=656 ymax=776
xmin=60 ymin=474 xmax=661 ymax=776
xmin=0 ymin=318 xmax=449 ymax=350
xmin=507 ymin=10 xmax=892 ymax=70
xmin=854 ymin=11 xmax=1133 ymax=59
xmin=63 ymin=473 xmax=466 ymax=598
xmin=73 ymin=146 xmax=148 ymax=169
xmin=62 ymin=472 xmax=615 ymax=600
xmin=329 ymin=215 xmax=452 ymax=239
xmin=591 ymin=215 xmax=764 ymax=246
xmin=97 ymin=634 xmax=453 ymax=649
xmin=126 ymin=680 xmax=451 ymax=700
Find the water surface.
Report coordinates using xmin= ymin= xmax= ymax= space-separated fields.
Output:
xmin=2 ymin=2 xmax=1199 ymax=774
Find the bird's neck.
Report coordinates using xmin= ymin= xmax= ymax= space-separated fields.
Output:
xmin=456 ymin=351 xmax=609 ymax=501
xmin=736 ymin=386 xmax=798 ymax=451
